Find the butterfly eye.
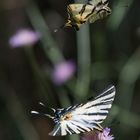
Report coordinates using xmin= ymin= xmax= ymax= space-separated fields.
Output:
xmin=54 ymin=110 xmax=59 ymax=117
xmin=55 ymin=113 xmax=60 ymax=119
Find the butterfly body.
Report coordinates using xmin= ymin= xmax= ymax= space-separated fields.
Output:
xmin=31 ymin=85 xmax=115 ymax=136
xmin=64 ymin=0 xmax=111 ymax=30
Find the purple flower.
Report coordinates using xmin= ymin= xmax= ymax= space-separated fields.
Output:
xmin=52 ymin=61 xmax=76 ymax=85
xmin=9 ymin=29 xmax=40 ymax=48
xmin=81 ymin=127 xmax=114 ymax=140
xmin=98 ymin=127 xmax=114 ymax=140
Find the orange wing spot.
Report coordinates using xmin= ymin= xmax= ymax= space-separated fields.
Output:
xmin=61 ymin=113 xmax=72 ymax=121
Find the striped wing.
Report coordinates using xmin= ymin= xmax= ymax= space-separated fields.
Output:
xmin=88 ymin=0 xmax=108 ymax=6
xmin=68 ymin=4 xmax=94 ymax=18
xmin=68 ymin=3 xmax=111 ymax=24
xmin=88 ymin=7 xmax=111 ymax=23
xmin=87 ymin=10 xmax=101 ymax=23
xmin=49 ymin=85 xmax=115 ymax=136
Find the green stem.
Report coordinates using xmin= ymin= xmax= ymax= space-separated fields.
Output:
xmin=75 ymin=24 xmax=91 ymax=98
xmin=107 ymin=0 xmax=133 ymax=30
xmin=24 ymin=47 xmax=55 ymax=105
xmin=0 ymin=69 xmax=40 ymax=140
xmin=25 ymin=1 xmax=77 ymax=106
xmin=118 ymin=47 xmax=140 ymax=110
xmin=110 ymin=105 xmax=140 ymax=129
xmin=25 ymin=1 xmax=64 ymax=65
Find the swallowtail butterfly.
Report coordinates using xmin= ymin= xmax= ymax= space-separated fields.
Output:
xmin=31 ymin=85 xmax=115 ymax=136
xmin=63 ymin=0 xmax=111 ymax=30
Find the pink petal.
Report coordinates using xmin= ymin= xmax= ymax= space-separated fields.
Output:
xmin=9 ymin=29 xmax=40 ymax=48
xmin=52 ymin=61 xmax=75 ymax=85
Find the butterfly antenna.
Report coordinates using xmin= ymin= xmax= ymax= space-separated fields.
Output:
xmin=49 ymin=107 xmax=56 ymax=113
xmin=53 ymin=25 xmax=64 ymax=33
xmin=115 ymin=4 xmax=129 ymax=9
xmin=124 ymin=4 xmax=129 ymax=7
xmin=31 ymin=110 xmax=40 ymax=115
xmin=44 ymin=114 xmax=54 ymax=119
xmin=39 ymin=102 xmax=46 ymax=106
xmin=38 ymin=102 xmax=56 ymax=113
xmin=31 ymin=110 xmax=54 ymax=119
xmin=119 ymin=4 xmax=129 ymax=8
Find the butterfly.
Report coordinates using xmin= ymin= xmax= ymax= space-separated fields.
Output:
xmin=31 ymin=85 xmax=115 ymax=136
xmin=63 ymin=0 xmax=111 ymax=30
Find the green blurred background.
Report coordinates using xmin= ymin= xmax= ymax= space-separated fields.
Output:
xmin=0 ymin=0 xmax=140 ymax=140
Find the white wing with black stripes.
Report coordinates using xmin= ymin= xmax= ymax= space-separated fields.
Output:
xmin=49 ymin=85 xmax=115 ymax=136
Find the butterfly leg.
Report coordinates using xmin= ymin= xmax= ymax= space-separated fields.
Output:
xmin=44 ymin=114 xmax=55 ymax=119
xmin=50 ymin=107 xmax=56 ymax=113
xmin=31 ymin=110 xmax=54 ymax=119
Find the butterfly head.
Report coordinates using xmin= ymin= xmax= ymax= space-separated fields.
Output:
xmin=53 ymin=110 xmax=63 ymax=123
xmin=53 ymin=109 xmax=73 ymax=123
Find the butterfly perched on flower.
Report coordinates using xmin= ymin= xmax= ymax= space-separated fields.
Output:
xmin=31 ymin=85 xmax=115 ymax=136
xmin=63 ymin=0 xmax=111 ymax=30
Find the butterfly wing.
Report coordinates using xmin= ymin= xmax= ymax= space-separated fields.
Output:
xmin=71 ymin=85 xmax=115 ymax=124
xmin=87 ymin=0 xmax=111 ymax=23
xmin=87 ymin=7 xmax=111 ymax=23
xmin=49 ymin=85 xmax=115 ymax=136
xmin=67 ymin=4 xmax=82 ymax=16
xmin=88 ymin=0 xmax=108 ymax=6
xmin=67 ymin=3 xmax=111 ymax=23
xmin=49 ymin=119 xmax=83 ymax=136
xmin=67 ymin=4 xmax=94 ymax=18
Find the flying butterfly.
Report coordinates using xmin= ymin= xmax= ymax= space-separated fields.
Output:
xmin=63 ymin=0 xmax=111 ymax=30
xmin=31 ymin=85 xmax=115 ymax=136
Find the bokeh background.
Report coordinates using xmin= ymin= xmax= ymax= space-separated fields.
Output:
xmin=0 ymin=0 xmax=140 ymax=140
